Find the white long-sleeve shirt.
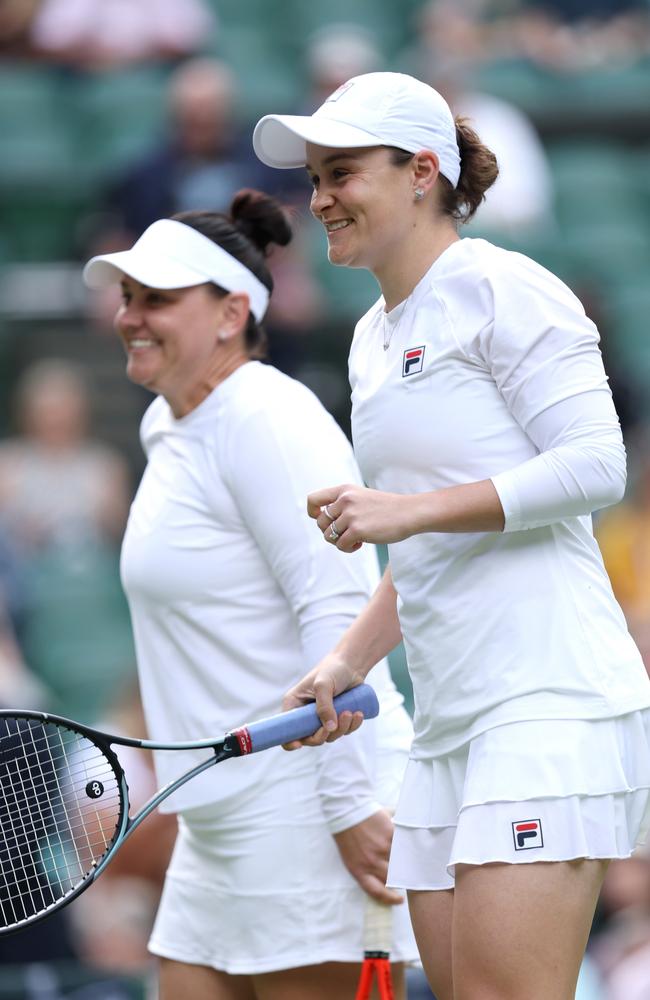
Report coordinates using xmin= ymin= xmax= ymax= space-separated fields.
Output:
xmin=349 ymin=237 xmax=650 ymax=759
xmin=120 ymin=361 xmax=410 ymax=824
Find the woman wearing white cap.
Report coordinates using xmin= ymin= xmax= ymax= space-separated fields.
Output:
xmin=83 ymin=189 xmax=418 ymax=999
xmin=253 ymin=73 xmax=650 ymax=999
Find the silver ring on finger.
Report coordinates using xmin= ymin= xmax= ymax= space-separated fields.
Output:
xmin=323 ymin=504 xmax=335 ymax=522
xmin=329 ymin=521 xmax=340 ymax=541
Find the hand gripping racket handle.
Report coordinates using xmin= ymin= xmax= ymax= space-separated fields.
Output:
xmin=227 ymin=684 xmax=379 ymax=755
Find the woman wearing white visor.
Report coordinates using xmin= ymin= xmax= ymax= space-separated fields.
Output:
xmin=82 ymin=189 xmax=418 ymax=999
xmin=253 ymin=73 xmax=650 ymax=999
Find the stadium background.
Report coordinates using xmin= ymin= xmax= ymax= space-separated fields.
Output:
xmin=0 ymin=0 xmax=649 ymax=996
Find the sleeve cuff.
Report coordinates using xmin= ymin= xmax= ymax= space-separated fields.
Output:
xmin=326 ymin=800 xmax=382 ymax=835
xmin=491 ymin=471 xmax=525 ymax=533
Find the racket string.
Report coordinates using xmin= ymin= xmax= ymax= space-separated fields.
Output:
xmin=0 ymin=718 xmax=123 ymax=928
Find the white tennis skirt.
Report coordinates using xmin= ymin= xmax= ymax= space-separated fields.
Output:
xmin=387 ymin=710 xmax=650 ymax=891
xmin=149 ymin=746 xmax=419 ymax=975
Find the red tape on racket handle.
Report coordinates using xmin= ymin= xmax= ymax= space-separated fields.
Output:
xmin=227 ymin=684 xmax=379 ymax=755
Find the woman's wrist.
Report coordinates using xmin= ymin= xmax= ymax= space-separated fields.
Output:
xmin=329 ymin=645 xmax=373 ymax=684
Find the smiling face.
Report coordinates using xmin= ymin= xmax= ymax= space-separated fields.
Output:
xmin=306 ymin=144 xmax=417 ymax=275
xmin=114 ymin=279 xmax=233 ymax=415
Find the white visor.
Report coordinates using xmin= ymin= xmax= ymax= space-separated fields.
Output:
xmin=83 ymin=219 xmax=270 ymax=322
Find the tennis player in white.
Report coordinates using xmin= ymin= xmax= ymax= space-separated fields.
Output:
xmin=83 ymin=190 xmax=418 ymax=999
xmin=253 ymin=73 xmax=650 ymax=999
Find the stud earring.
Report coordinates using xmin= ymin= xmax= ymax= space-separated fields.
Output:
xmin=414 ymin=188 xmax=425 ymax=201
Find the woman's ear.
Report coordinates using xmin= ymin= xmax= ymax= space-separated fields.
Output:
xmin=218 ymin=293 xmax=250 ymax=341
xmin=411 ymin=150 xmax=441 ymax=198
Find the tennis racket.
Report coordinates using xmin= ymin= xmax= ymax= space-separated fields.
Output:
xmin=355 ymin=897 xmax=395 ymax=1000
xmin=0 ymin=684 xmax=378 ymax=935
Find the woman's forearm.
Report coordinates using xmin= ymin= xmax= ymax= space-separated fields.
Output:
xmin=332 ymin=565 xmax=402 ymax=677
xmin=408 ymin=478 xmax=505 ymax=535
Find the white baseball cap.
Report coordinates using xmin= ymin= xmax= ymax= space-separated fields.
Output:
xmin=253 ymin=71 xmax=460 ymax=187
xmin=83 ymin=219 xmax=270 ymax=322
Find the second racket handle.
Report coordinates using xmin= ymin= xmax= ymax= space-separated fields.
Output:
xmin=227 ymin=684 xmax=379 ymax=755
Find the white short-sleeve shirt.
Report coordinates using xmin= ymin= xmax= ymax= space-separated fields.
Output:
xmin=349 ymin=237 xmax=650 ymax=759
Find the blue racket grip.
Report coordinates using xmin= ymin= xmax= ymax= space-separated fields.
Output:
xmin=226 ymin=684 xmax=380 ymax=756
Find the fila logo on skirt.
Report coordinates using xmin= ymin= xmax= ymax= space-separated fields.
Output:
xmin=512 ymin=819 xmax=544 ymax=850
xmin=402 ymin=346 xmax=425 ymax=377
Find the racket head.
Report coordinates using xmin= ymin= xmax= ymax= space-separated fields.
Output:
xmin=0 ymin=711 xmax=129 ymax=934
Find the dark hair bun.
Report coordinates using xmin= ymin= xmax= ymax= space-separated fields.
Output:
xmin=230 ymin=189 xmax=292 ymax=256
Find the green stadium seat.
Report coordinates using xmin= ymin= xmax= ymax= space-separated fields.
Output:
xmin=559 ymin=218 xmax=650 ymax=286
xmin=632 ymin=145 xmax=650 ymax=222
xmin=211 ymin=25 xmax=299 ymax=118
xmin=603 ymin=279 xmax=650 ymax=383
xmin=464 ymin=221 xmax=575 ymax=282
xmin=564 ymin=63 xmax=650 ymax=119
xmin=472 ymin=60 xmax=565 ymax=119
xmin=548 ymin=141 xmax=642 ymax=227
xmin=475 ymin=60 xmax=650 ymax=125
xmin=0 ymin=64 xmax=64 ymax=126
xmin=21 ymin=540 xmax=136 ymax=723
xmin=73 ymin=67 xmax=170 ymax=176
xmin=0 ymin=65 xmax=97 ymax=260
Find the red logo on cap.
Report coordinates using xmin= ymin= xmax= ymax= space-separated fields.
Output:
xmin=326 ymin=80 xmax=355 ymax=103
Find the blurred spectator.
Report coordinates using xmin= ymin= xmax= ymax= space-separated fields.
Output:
xmin=454 ymin=85 xmax=555 ymax=236
xmin=0 ymin=358 xmax=130 ymax=553
xmin=502 ymin=2 xmax=650 ymax=70
xmin=400 ymin=0 xmax=493 ymax=78
xmin=0 ymin=0 xmax=42 ymax=57
xmin=98 ymin=54 xmax=322 ymax=391
xmin=401 ymin=2 xmax=556 ymax=238
xmin=28 ymin=0 xmax=216 ymax=71
xmin=259 ymin=21 xmax=387 ymax=371
xmin=0 ymin=359 xmax=135 ymax=721
xmin=304 ymin=22 xmax=383 ymax=109
xmin=107 ymin=57 xmax=276 ymax=238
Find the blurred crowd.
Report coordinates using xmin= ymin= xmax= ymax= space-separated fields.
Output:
xmin=1 ymin=0 xmax=650 ymax=70
xmin=0 ymin=0 xmax=650 ymax=996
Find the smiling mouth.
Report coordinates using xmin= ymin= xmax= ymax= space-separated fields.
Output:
xmin=127 ymin=338 xmax=158 ymax=349
xmin=324 ymin=219 xmax=352 ymax=233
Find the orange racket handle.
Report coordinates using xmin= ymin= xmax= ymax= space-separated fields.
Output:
xmin=374 ymin=957 xmax=395 ymax=1000
xmin=355 ymin=959 xmax=376 ymax=1000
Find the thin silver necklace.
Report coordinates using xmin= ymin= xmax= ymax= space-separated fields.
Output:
xmin=382 ymin=292 xmax=411 ymax=351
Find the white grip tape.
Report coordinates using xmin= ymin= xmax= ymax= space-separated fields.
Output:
xmin=364 ymin=898 xmax=394 ymax=955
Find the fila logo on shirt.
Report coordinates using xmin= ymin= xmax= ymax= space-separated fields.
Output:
xmin=512 ymin=819 xmax=544 ymax=850
xmin=402 ymin=346 xmax=425 ymax=377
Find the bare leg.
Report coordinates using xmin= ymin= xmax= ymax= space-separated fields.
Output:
xmin=452 ymin=859 xmax=609 ymax=1000
xmin=408 ymin=888 xmax=454 ymax=1000
xmin=253 ymin=961 xmax=406 ymax=999
xmin=159 ymin=957 xmax=405 ymax=999
xmin=158 ymin=958 xmax=256 ymax=1000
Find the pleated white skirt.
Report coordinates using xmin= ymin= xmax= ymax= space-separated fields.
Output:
xmin=149 ymin=745 xmax=419 ymax=974
xmin=388 ymin=710 xmax=650 ymax=890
